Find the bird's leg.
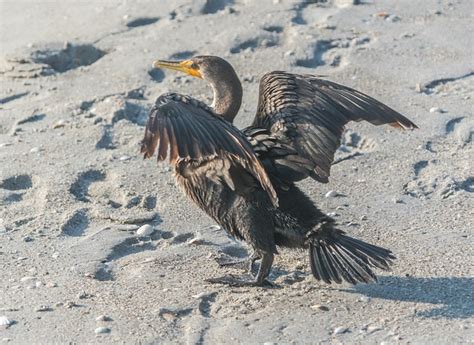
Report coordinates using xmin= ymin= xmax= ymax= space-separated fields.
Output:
xmin=248 ymin=251 xmax=261 ymax=276
xmin=206 ymin=252 xmax=274 ymax=287
xmin=253 ymin=252 xmax=273 ymax=286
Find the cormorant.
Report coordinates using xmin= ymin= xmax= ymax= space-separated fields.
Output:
xmin=141 ymin=56 xmax=417 ymax=286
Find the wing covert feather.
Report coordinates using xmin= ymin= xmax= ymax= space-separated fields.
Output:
xmin=141 ymin=93 xmax=278 ymax=206
xmin=252 ymin=72 xmax=417 ymax=183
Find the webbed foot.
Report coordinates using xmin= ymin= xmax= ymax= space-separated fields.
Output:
xmin=207 ymin=252 xmax=276 ymax=287
xmin=214 ymin=251 xmax=262 ymax=276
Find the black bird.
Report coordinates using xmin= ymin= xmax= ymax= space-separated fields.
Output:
xmin=141 ymin=56 xmax=417 ymax=286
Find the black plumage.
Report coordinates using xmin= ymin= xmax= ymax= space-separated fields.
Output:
xmin=141 ymin=56 xmax=416 ymax=286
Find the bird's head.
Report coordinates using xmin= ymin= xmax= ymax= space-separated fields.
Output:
xmin=152 ymin=55 xmax=236 ymax=82
xmin=152 ymin=55 xmax=242 ymax=122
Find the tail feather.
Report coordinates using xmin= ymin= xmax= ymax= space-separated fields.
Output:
xmin=338 ymin=236 xmax=394 ymax=270
xmin=333 ymin=242 xmax=377 ymax=282
xmin=320 ymin=245 xmax=343 ymax=284
xmin=321 ymin=245 xmax=355 ymax=284
xmin=309 ymin=223 xmax=395 ymax=284
xmin=311 ymin=244 xmax=342 ymax=284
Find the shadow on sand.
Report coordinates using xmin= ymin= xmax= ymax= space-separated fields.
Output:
xmin=342 ymin=276 xmax=473 ymax=319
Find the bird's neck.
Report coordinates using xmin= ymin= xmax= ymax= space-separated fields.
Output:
xmin=210 ymin=75 xmax=243 ymax=123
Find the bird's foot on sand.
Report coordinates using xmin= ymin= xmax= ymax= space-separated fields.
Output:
xmin=214 ymin=253 xmax=261 ymax=276
xmin=205 ymin=274 xmax=276 ymax=288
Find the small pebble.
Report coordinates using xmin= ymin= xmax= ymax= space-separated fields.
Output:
xmin=188 ymin=237 xmax=204 ymax=245
xmin=46 ymin=282 xmax=57 ymax=288
xmin=367 ymin=326 xmax=382 ymax=334
xmin=386 ymin=14 xmax=401 ymax=22
xmin=261 ymin=39 xmax=272 ymax=47
xmin=22 ymin=236 xmax=33 ymax=242
xmin=359 ymin=296 xmax=371 ymax=303
xmin=401 ymin=32 xmax=415 ymax=39
xmin=52 ymin=120 xmax=66 ymax=129
xmin=325 ymin=190 xmax=339 ymax=198
xmin=64 ymin=301 xmax=77 ymax=309
xmin=30 ymin=147 xmax=40 ymax=153
xmin=20 ymin=276 xmax=36 ymax=283
xmin=192 ymin=292 xmax=208 ymax=299
xmin=94 ymin=327 xmax=111 ymax=334
xmin=119 ymin=155 xmax=131 ymax=161
xmin=415 ymin=83 xmax=424 ymax=93
xmin=311 ymin=304 xmax=329 ymax=311
xmin=333 ymin=327 xmax=349 ymax=335
xmin=78 ymin=291 xmax=93 ymax=299
xmin=0 ymin=316 xmax=12 ymax=328
xmin=374 ymin=11 xmax=389 ymax=18
xmin=35 ymin=305 xmax=51 ymax=312
xmin=158 ymin=308 xmax=178 ymax=321
xmin=334 ymin=0 xmax=358 ymax=8
xmin=96 ymin=315 xmax=112 ymax=322
xmin=207 ymin=225 xmax=221 ymax=231
xmin=136 ymin=224 xmax=154 ymax=236
xmin=429 ymin=107 xmax=443 ymax=113
xmin=360 ymin=215 xmax=367 ymax=221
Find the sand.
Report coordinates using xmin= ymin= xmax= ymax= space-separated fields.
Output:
xmin=0 ymin=0 xmax=473 ymax=343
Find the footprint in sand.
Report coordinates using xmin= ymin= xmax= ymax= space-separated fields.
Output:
xmin=230 ymin=34 xmax=279 ymax=54
xmin=90 ymin=228 xmax=200 ymax=281
xmin=445 ymin=116 xmax=473 ymax=146
xmin=2 ymin=42 xmax=107 ymax=78
xmin=69 ymin=169 xmax=106 ymax=202
xmin=403 ymin=159 xmax=473 ymax=199
xmin=0 ymin=174 xmax=34 ymax=205
xmin=295 ymin=36 xmax=371 ymax=69
xmin=0 ymin=174 xmax=48 ymax=230
xmin=77 ymin=95 xmax=149 ymax=150
xmin=61 ymin=208 xmax=89 ymax=237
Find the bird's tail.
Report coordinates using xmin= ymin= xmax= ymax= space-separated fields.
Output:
xmin=307 ymin=220 xmax=395 ymax=284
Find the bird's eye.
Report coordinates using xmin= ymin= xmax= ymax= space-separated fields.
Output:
xmin=191 ymin=63 xmax=199 ymax=70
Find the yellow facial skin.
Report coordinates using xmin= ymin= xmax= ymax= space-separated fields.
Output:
xmin=152 ymin=60 xmax=202 ymax=79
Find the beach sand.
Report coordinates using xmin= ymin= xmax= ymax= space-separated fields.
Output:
xmin=0 ymin=0 xmax=473 ymax=343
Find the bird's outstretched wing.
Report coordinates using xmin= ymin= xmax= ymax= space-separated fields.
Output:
xmin=141 ymin=93 xmax=278 ymax=206
xmin=252 ymin=72 xmax=418 ymax=183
